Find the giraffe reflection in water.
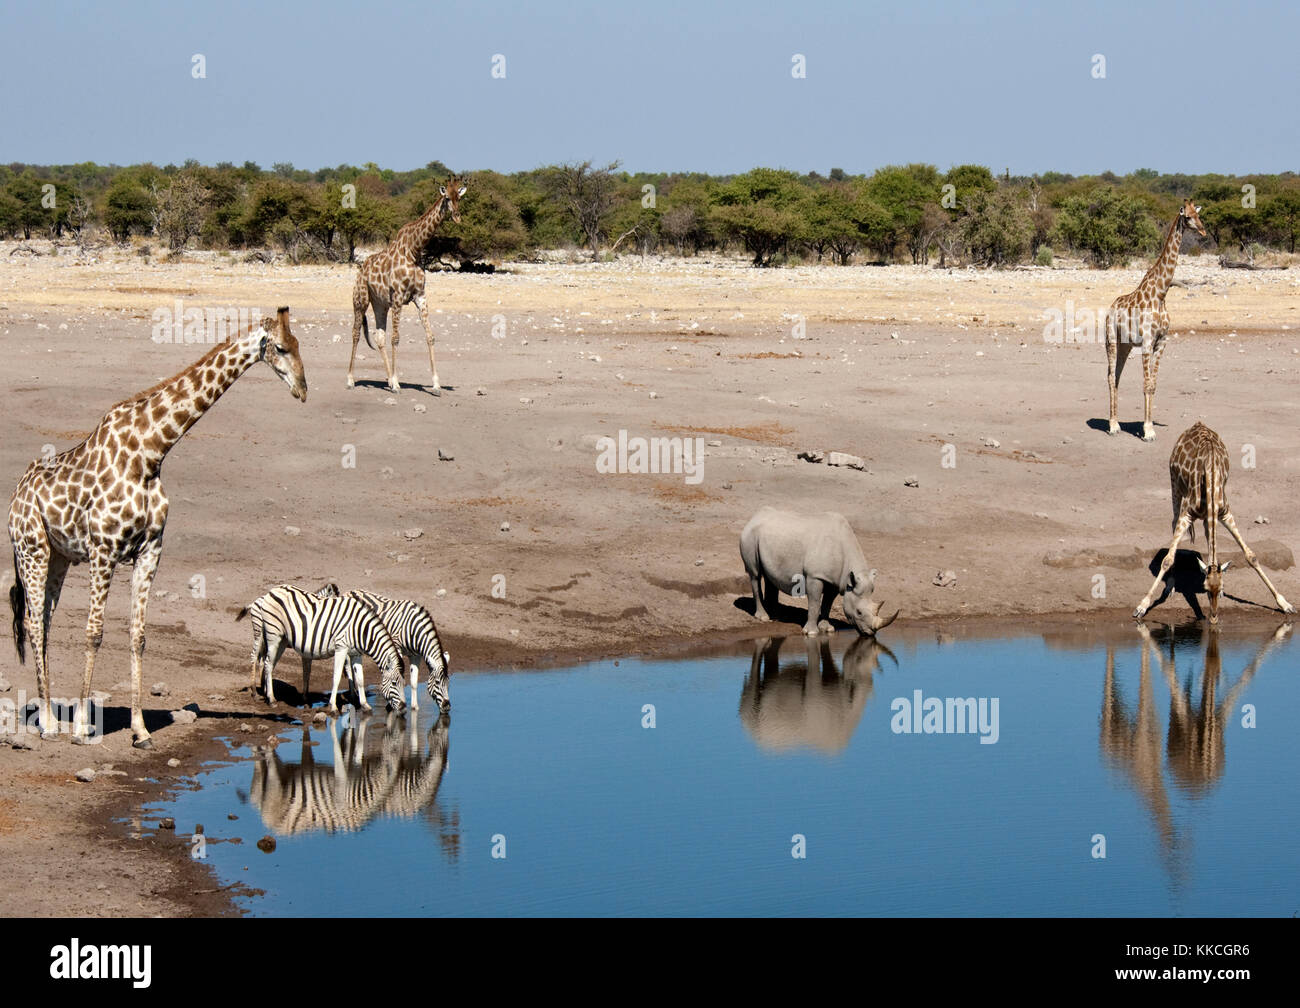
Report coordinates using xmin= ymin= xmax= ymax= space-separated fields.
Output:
xmin=740 ymin=634 xmax=896 ymax=755
xmin=242 ymin=711 xmax=459 ymax=860
xmin=1100 ymin=621 xmax=1291 ymax=877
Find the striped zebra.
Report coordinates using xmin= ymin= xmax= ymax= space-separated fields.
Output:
xmin=345 ymin=590 xmax=450 ymax=712
xmin=237 ymin=583 xmax=406 ymax=713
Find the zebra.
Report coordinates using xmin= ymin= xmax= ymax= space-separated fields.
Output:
xmin=236 ymin=583 xmax=406 ymax=713
xmin=344 ymin=589 xmax=450 ymax=713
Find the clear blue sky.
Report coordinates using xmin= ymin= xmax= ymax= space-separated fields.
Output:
xmin=3 ymin=0 xmax=1296 ymax=176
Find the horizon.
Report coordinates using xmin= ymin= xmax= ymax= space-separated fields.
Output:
xmin=2 ymin=0 xmax=1296 ymax=177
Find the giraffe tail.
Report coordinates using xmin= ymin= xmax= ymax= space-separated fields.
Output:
xmin=10 ymin=551 xmax=25 ymax=664
xmin=361 ymin=313 xmax=375 ymax=351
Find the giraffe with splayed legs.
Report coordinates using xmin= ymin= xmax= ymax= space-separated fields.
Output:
xmin=348 ymin=177 xmax=466 ymax=394
xmin=8 ymin=309 xmax=307 ymax=747
xmin=1105 ymin=199 xmax=1206 ymax=441
xmin=1134 ymin=421 xmax=1294 ymax=623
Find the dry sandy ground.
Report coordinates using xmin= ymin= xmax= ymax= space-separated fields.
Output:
xmin=0 ymin=244 xmax=1297 ymax=916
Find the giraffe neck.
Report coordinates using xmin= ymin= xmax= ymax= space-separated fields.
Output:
xmin=1142 ymin=212 xmax=1187 ymax=300
xmin=127 ymin=328 xmax=265 ymax=471
xmin=403 ymin=199 xmax=449 ymax=257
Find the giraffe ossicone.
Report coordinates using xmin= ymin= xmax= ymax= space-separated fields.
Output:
xmin=7 ymin=308 xmax=307 ymax=748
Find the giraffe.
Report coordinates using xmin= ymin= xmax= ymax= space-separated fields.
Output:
xmin=348 ymin=176 xmax=467 ymax=394
xmin=1133 ymin=421 xmax=1294 ymax=623
xmin=1105 ymin=199 xmax=1207 ymax=441
xmin=7 ymin=308 xmax=307 ymax=747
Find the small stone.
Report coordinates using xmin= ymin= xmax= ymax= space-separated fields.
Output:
xmin=167 ymin=758 xmax=181 ymax=768
xmin=194 ymin=824 xmax=204 ymax=835
xmin=797 ymin=450 xmax=825 ymax=464
xmin=228 ymin=814 xmax=239 ymax=820
xmin=150 ymin=682 xmax=168 ymax=697
xmin=695 ymin=558 xmax=704 ymax=566
xmin=983 ymin=438 xmax=1000 ymax=449
xmin=312 ymin=711 xmax=328 ymax=724
xmin=75 ymin=768 xmax=96 ymax=783
xmin=826 ymin=452 xmax=866 ymax=470
xmin=721 ymin=481 xmax=733 ymax=490
xmin=509 ymin=629 xmax=520 ymax=636
xmin=159 ymin=818 xmax=176 ymax=830
xmin=649 ymin=391 xmax=659 ymax=399
xmin=11 ymin=735 xmax=36 ymax=751
xmin=519 ymin=397 xmax=532 ymax=405
xmin=476 ymin=387 xmax=487 ymax=396
xmin=436 ymin=588 xmax=447 ymax=598
xmin=1255 ymin=515 xmax=1269 ymax=525
xmin=379 ymin=467 xmax=394 ymax=477
xmin=707 ymin=440 xmax=722 ymax=447
xmin=933 ymin=570 xmax=958 ymax=588
xmin=284 ymin=525 xmax=301 ymax=537
xmin=170 ymin=708 xmax=197 ymax=725
xmin=384 ymin=396 xmax=397 ymax=406
xmin=403 ymin=527 xmax=424 ymax=541
xmin=0 ymin=675 xmax=10 ymax=692
xmin=1033 ymin=511 xmax=1050 ymax=519
xmin=904 ymin=477 xmax=919 ymax=487
xmin=500 ymin=521 xmax=510 ymax=533
xmin=239 ymin=723 xmax=253 ymax=734
xmin=413 ymin=403 xmax=427 ymax=414
xmin=438 ymin=448 xmax=453 ymax=461
xmin=257 ymin=835 xmax=277 ymax=853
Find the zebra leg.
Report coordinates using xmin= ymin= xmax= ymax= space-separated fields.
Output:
xmin=408 ymin=655 xmax=419 ymax=711
xmin=264 ymin=637 xmax=287 ymax=705
xmin=300 ymin=653 xmax=313 ymax=706
xmin=328 ymin=649 xmax=348 ymax=714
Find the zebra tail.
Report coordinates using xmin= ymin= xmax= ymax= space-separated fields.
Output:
xmin=236 ymin=606 xmax=251 ymax=622
xmin=10 ymin=550 xmax=25 ymax=664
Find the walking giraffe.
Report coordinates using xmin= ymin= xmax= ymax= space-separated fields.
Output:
xmin=1133 ymin=422 xmax=1294 ymax=623
xmin=1105 ymin=199 xmax=1207 ymax=441
xmin=8 ymin=308 xmax=307 ymax=747
xmin=348 ymin=177 xmax=467 ymax=394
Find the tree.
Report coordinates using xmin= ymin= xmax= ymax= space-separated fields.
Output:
xmin=1054 ymin=186 xmax=1160 ymax=267
xmin=960 ymin=187 xmax=1033 ymax=265
xmin=544 ymin=160 xmax=624 ymax=253
xmin=151 ymin=173 xmax=211 ymax=250
xmin=102 ymin=173 xmax=155 ymax=242
xmin=710 ymin=167 xmax=806 ymax=266
xmin=1264 ymin=186 xmax=1300 ymax=253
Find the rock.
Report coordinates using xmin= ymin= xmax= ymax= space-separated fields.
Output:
xmin=384 ymin=397 xmax=397 ymax=406
xmin=438 ymin=449 xmax=453 ymax=461
xmin=797 ymin=450 xmax=825 ymax=464
xmin=436 ymin=588 xmax=447 ymax=598
xmin=826 ymin=452 xmax=866 ymax=470
xmin=904 ymin=477 xmax=919 ymax=488
xmin=159 ymin=818 xmax=176 ymax=831
xmin=476 ymin=387 xmax=487 ymax=396
xmin=707 ymin=440 xmax=722 ymax=448
xmin=413 ymin=403 xmax=427 ymax=414
xmin=238 ymin=723 xmax=253 ymax=734
xmin=170 ymin=708 xmax=197 ymax=725
xmin=194 ymin=824 xmax=204 ymax=835
xmin=228 ymin=814 xmax=239 ymax=820
xmin=0 ymin=675 xmax=10 ymax=693
xmin=1042 ymin=546 xmax=1145 ymax=570
xmin=933 ymin=570 xmax=958 ymax=588
xmin=721 ymin=481 xmax=733 ymax=490
xmin=402 ymin=528 xmax=424 ymax=541
xmin=649 ymin=391 xmax=659 ymax=399
xmin=500 ymin=521 xmax=511 ymax=533
xmin=257 ymin=835 xmax=277 ymax=853
xmin=150 ymin=682 xmax=168 ymax=697
xmin=1033 ymin=511 xmax=1050 ymax=519
xmin=167 ymin=758 xmax=181 ymax=768
xmin=519 ymin=397 xmax=533 ymax=405
xmin=695 ymin=558 xmax=704 ymax=566
xmin=983 ymin=438 xmax=1001 ymax=448
xmin=284 ymin=525 xmax=301 ymax=537
xmin=10 ymin=735 xmax=36 ymax=751
xmin=1255 ymin=515 xmax=1269 ymax=525
xmin=380 ymin=467 xmax=394 ymax=477
xmin=75 ymin=768 xmax=96 ymax=783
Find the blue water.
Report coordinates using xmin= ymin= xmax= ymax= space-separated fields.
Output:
xmin=141 ymin=621 xmax=1300 ymax=916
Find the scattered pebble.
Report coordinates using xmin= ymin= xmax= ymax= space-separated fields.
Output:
xmin=721 ymin=481 xmax=733 ymax=490
xmin=500 ymin=521 xmax=511 ymax=532
xmin=150 ymin=682 xmax=168 ymax=697
xmin=904 ymin=477 xmax=919 ymax=488
xmin=0 ymin=675 xmax=10 ymax=692
xmin=257 ymin=836 xmax=276 ymax=853
xmin=933 ymin=570 xmax=958 ymax=588
xmin=826 ymin=451 xmax=867 ymax=471
xmin=1255 ymin=515 xmax=1269 ymax=524
xmin=436 ymin=588 xmax=447 ymax=598
xmin=75 ymin=768 xmax=96 ymax=783
xmin=384 ymin=396 xmax=397 ymax=405
xmin=797 ymin=449 xmax=825 ymax=464
xmin=284 ymin=525 xmax=301 ymax=537
xmin=437 ymin=449 xmax=453 ymax=461
xmin=413 ymin=403 xmax=426 ymax=414
xmin=983 ymin=438 xmax=1000 ymax=448
xmin=649 ymin=391 xmax=659 ymax=399
xmin=167 ymin=758 xmax=181 ymax=768
xmin=403 ymin=528 xmax=424 ymax=541
xmin=159 ymin=818 xmax=176 ymax=831
xmin=170 ymin=708 xmax=197 ymax=725
xmin=238 ymin=723 xmax=253 ymax=734
xmin=519 ymin=397 xmax=533 ymax=405
xmin=476 ymin=387 xmax=487 ymax=396
xmin=706 ymin=440 xmax=722 ymax=448
xmin=11 ymin=735 xmax=36 ymax=751
xmin=228 ymin=814 xmax=239 ymax=821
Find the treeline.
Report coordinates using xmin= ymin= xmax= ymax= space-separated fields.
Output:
xmin=1 ymin=158 xmax=1297 ymax=268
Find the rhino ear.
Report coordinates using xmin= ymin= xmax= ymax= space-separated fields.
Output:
xmin=846 ymin=570 xmax=858 ymax=592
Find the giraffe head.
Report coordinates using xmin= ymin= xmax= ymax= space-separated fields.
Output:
xmin=438 ymin=177 xmax=468 ymax=224
xmin=1180 ymin=199 xmax=1207 ymax=239
xmin=1198 ymin=557 xmax=1231 ymax=624
xmin=259 ymin=307 xmax=308 ymax=402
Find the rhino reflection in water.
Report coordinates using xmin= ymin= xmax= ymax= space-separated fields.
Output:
xmin=243 ymin=712 xmax=455 ymax=854
xmin=1100 ymin=622 xmax=1290 ymax=878
xmin=740 ymin=634 xmax=896 ymax=755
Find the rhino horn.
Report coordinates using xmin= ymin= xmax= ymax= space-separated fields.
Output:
xmin=867 ymin=600 xmax=900 ymax=633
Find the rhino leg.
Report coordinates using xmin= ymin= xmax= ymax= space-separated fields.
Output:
xmin=749 ymin=572 xmax=771 ymax=622
xmin=817 ymin=585 xmax=835 ymax=633
xmin=804 ymin=579 xmax=827 ymax=635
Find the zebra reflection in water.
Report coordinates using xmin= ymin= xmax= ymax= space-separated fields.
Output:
xmin=242 ymin=711 xmax=455 ymax=854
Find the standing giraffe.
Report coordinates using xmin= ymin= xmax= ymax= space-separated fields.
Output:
xmin=8 ymin=308 xmax=307 ymax=747
xmin=1133 ymin=422 xmax=1294 ymax=623
xmin=348 ymin=177 xmax=467 ymax=394
xmin=1105 ymin=199 xmax=1207 ymax=441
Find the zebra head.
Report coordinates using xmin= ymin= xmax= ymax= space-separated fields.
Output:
xmin=380 ymin=655 xmax=407 ymax=713
xmin=425 ymin=648 xmax=450 ymax=713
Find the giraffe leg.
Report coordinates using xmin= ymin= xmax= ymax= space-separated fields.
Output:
xmin=1108 ymin=326 xmax=1133 ymax=436
xmin=75 ymin=551 xmax=115 ymax=743
xmin=388 ymin=304 xmax=403 ymax=392
xmin=1220 ymin=509 xmax=1296 ymax=614
xmin=15 ymin=546 xmax=55 ymax=739
xmin=372 ymin=298 xmax=396 ymax=392
xmin=115 ymin=540 xmax=161 ymax=747
xmin=1135 ymin=512 xmax=1193 ymax=618
xmin=413 ymin=292 xmax=441 ymax=394
xmin=1141 ymin=334 xmax=1167 ymax=442
xmin=348 ymin=282 xmax=368 ymax=389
